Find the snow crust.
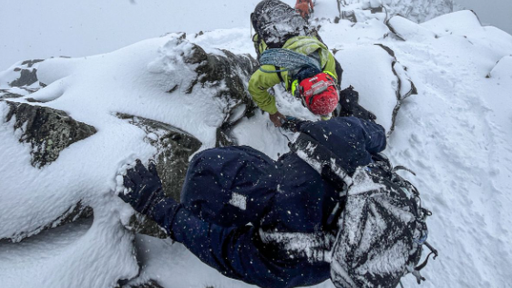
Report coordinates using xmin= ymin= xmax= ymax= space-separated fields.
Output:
xmin=1 ymin=1 xmax=512 ymax=287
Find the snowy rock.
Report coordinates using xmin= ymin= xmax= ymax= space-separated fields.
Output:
xmin=4 ymin=101 xmax=97 ymax=168
xmin=0 ymin=200 xmax=93 ymax=243
xmin=185 ymin=45 xmax=260 ymax=145
xmin=385 ymin=0 xmax=454 ymax=23
xmin=118 ymin=113 xmax=202 ymax=238
xmin=0 ymin=101 xmax=96 ymax=241
xmin=118 ymin=113 xmax=202 ymax=202
xmin=0 ymin=59 xmax=45 ymax=99
xmin=9 ymin=67 xmax=38 ymax=87
xmin=336 ymin=0 xmax=454 ymax=23
xmin=421 ymin=10 xmax=483 ymax=36
xmin=0 ymin=35 xmax=258 ymax=243
xmin=386 ymin=16 xmax=437 ymax=41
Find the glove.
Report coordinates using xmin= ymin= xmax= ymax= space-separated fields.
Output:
xmin=281 ymin=115 xmax=306 ymax=132
xmin=119 ymin=159 xmax=165 ymax=215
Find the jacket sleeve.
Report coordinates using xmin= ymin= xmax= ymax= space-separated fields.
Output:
xmin=323 ymin=53 xmax=338 ymax=80
xmin=361 ymin=119 xmax=387 ymax=154
xmin=248 ymin=66 xmax=284 ymax=115
xmin=149 ymin=199 xmax=287 ymax=287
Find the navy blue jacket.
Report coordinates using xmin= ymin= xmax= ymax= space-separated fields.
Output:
xmin=153 ymin=117 xmax=386 ymax=288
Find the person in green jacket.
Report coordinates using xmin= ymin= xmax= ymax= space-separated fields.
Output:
xmin=249 ymin=0 xmax=342 ymax=127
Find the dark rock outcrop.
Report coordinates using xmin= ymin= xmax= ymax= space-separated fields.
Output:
xmin=4 ymin=101 xmax=97 ymax=168
xmin=118 ymin=113 xmax=202 ymax=202
xmin=117 ymin=114 xmax=202 ymax=238
xmin=10 ymin=67 xmax=38 ymax=87
xmin=179 ymin=38 xmax=259 ymax=146
xmin=375 ymin=44 xmax=418 ymax=136
xmin=117 ymin=280 xmax=165 ymax=288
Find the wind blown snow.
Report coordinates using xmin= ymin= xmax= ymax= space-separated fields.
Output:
xmin=1 ymin=1 xmax=512 ymax=288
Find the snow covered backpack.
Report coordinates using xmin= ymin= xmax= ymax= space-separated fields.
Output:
xmin=251 ymin=0 xmax=309 ymax=49
xmin=292 ymin=133 xmax=438 ymax=288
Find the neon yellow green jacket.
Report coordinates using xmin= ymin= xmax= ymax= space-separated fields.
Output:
xmin=248 ymin=35 xmax=337 ymax=114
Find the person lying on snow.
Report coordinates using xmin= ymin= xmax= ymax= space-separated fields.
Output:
xmin=249 ymin=0 xmax=344 ymax=127
xmin=118 ymin=116 xmax=434 ymax=288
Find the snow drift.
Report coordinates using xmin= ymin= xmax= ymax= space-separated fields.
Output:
xmin=1 ymin=1 xmax=512 ymax=288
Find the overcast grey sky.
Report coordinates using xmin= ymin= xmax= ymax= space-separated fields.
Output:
xmin=455 ymin=0 xmax=512 ymax=35
xmin=0 ymin=0 xmax=510 ymax=70
xmin=0 ymin=0 xmax=264 ymax=70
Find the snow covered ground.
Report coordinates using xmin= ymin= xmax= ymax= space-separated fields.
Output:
xmin=1 ymin=1 xmax=512 ymax=288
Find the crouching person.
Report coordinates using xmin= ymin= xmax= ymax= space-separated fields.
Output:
xmin=119 ymin=117 xmax=386 ymax=288
xmin=250 ymin=0 xmax=343 ymax=126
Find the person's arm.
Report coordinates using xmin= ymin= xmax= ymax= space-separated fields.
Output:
xmin=248 ymin=66 xmax=283 ymax=115
xmin=119 ymin=161 xmax=286 ymax=287
xmin=248 ymin=67 xmax=288 ymax=126
xmin=360 ymin=118 xmax=387 ymax=154
xmin=161 ymin=206 xmax=284 ymax=285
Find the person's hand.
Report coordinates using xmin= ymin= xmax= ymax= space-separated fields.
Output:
xmin=119 ymin=159 xmax=165 ymax=215
xmin=281 ymin=115 xmax=308 ymax=132
xmin=269 ymin=111 xmax=286 ymax=127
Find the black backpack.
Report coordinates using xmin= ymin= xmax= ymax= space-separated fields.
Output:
xmin=291 ymin=133 xmax=438 ymax=288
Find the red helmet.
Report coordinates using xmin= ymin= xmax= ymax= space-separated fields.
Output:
xmin=299 ymin=72 xmax=339 ymax=116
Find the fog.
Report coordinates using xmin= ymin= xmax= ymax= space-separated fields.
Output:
xmin=0 ymin=0 xmax=510 ymax=70
xmin=455 ymin=0 xmax=512 ymax=34
xmin=0 ymin=0 xmax=263 ymax=70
